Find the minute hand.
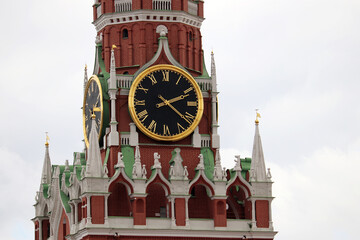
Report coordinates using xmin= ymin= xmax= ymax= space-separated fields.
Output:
xmin=158 ymin=95 xmax=191 ymax=124
xmin=156 ymin=94 xmax=189 ymax=108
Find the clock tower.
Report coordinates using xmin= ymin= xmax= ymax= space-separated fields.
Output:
xmin=32 ymin=1 xmax=277 ymax=240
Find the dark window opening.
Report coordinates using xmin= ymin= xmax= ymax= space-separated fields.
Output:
xmin=122 ymin=29 xmax=128 ymax=39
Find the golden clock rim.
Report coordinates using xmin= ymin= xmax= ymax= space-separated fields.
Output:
xmin=128 ymin=64 xmax=204 ymax=142
xmin=82 ymin=75 xmax=104 ymax=148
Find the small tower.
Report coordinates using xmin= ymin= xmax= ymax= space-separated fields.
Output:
xmin=249 ymin=111 xmax=274 ymax=229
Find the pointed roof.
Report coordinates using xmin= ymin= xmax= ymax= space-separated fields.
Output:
xmin=250 ymin=120 xmax=267 ymax=182
xmin=41 ymin=141 xmax=52 ymax=185
xmin=83 ymin=64 xmax=88 ymax=94
xmin=85 ymin=116 xmax=103 ymax=178
xmin=109 ymin=46 xmax=117 ymax=89
xmin=211 ymin=51 xmax=217 ymax=92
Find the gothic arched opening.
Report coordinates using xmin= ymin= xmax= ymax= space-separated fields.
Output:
xmin=146 ymin=183 xmax=168 ymax=218
xmin=226 ymin=185 xmax=251 ymax=219
xmin=188 ymin=185 xmax=212 ymax=219
xmin=108 ymin=182 xmax=131 ymax=216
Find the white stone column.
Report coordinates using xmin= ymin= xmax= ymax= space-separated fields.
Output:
xmin=251 ymin=199 xmax=257 ymax=229
xmin=268 ymin=199 xmax=273 ymax=229
xmin=108 ymin=89 xmax=119 ymax=146
xmin=39 ymin=219 xmax=43 ymax=240
xmin=87 ymin=196 xmax=92 ymax=224
xmin=171 ymin=197 xmax=175 ymax=226
xmin=104 ymin=195 xmax=109 ymax=225
xmin=74 ymin=201 xmax=79 ymax=225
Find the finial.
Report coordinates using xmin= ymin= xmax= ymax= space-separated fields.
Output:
xmin=211 ymin=50 xmax=214 ymax=55
xmin=255 ymin=109 xmax=261 ymax=124
xmin=112 ymin=44 xmax=117 ymax=50
xmin=85 ymin=64 xmax=87 ymax=71
xmin=45 ymin=132 xmax=50 ymax=146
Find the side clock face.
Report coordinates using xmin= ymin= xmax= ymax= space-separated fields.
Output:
xmin=128 ymin=64 xmax=203 ymax=141
xmin=83 ymin=75 xmax=103 ymax=147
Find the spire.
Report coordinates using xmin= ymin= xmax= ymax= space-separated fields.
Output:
xmin=85 ymin=115 xmax=103 ymax=178
xmin=83 ymin=64 xmax=88 ymax=94
xmin=41 ymin=133 xmax=52 ymax=184
xmin=250 ymin=112 xmax=267 ymax=182
xmin=109 ymin=45 xmax=116 ymax=89
xmin=211 ymin=51 xmax=217 ymax=92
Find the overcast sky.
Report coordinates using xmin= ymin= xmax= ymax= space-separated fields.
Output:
xmin=0 ymin=0 xmax=359 ymax=239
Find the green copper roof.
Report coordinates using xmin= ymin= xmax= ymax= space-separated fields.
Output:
xmin=201 ymin=147 xmax=214 ymax=181
xmin=121 ymin=146 xmax=135 ymax=178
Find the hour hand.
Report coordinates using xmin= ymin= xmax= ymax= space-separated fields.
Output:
xmin=156 ymin=94 xmax=189 ymax=108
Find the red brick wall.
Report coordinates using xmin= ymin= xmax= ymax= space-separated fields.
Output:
xmin=255 ymin=200 xmax=269 ymax=228
xmin=42 ymin=219 xmax=50 ymax=240
xmin=57 ymin=211 xmax=70 ymax=240
xmin=175 ymin=198 xmax=186 ymax=226
xmin=91 ymin=196 xmax=105 ymax=224
xmin=100 ymin=21 xmax=203 ymax=76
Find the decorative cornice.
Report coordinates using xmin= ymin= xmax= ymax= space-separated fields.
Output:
xmin=93 ymin=10 xmax=204 ymax=32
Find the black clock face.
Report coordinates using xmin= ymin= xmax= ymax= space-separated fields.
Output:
xmin=129 ymin=65 xmax=203 ymax=141
xmin=83 ymin=76 xmax=103 ymax=147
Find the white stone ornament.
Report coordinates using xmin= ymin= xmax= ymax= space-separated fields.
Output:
xmin=234 ymin=155 xmax=242 ymax=171
xmin=115 ymin=152 xmax=125 ymax=169
xmin=267 ymin=168 xmax=272 ymax=180
xmin=196 ymin=154 xmax=205 ymax=170
xmin=183 ymin=166 xmax=189 ymax=180
xmin=141 ymin=164 xmax=147 ymax=179
xmin=153 ymin=152 xmax=161 ymax=169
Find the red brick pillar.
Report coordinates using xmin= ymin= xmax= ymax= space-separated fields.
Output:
xmin=132 ymin=197 xmax=146 ymax=225
xmin=175 ymin=198 xmax=186 ymax=226
xmin=213 ymin=199 xmax=227 ymax=227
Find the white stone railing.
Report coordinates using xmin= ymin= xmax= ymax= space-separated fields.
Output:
xmin=197 ymin=79 xmax=212 ymax=91
xmin=188 ymin=0 xmax=198 ymax=15
xmin=201 ymin=135 xmax=211 ymax=148
xmin=120 ymin=133 xmax=130 ymax=145
xmin=115 ymin=0 xmax=132 ymax=12
xmin=153 ymin=0 xmax=171 ymax=10
xmin=117 ymin=75 xmax=133 ymax=89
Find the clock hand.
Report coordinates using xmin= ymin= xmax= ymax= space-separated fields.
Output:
xmin=158 ymin=95 xmax=191 ymax=124
xmin=156 ymin=94 xmax=189 ymax=108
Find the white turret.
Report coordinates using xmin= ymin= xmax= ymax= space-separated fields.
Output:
xmin=41 ymin=134 xmax=52 ymax=184
xmin=250 ymin=112 xmax=267 ymax=182
xmin=211 ymin=51 xmax=220 ymax=148
xmin=107 ymin=45 xmax=120 ymax=146
xmin=83 ymin=64 xmax=88 ymax=95
xmin=85 ymin=115 xmax=104 ymax=177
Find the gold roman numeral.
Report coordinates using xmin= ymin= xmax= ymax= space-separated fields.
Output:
xmin=184 ymin=112 xmax=195 ymax=124
xmin=162 ymin=70 xmax=169 ymax=82
xmin=176 ymin=75 xmax=182 ymax=85
xmin=148 ymin=120 xmax=157 ymax=133
xmin=137 ymin=83 xmax=148 ymax=93
xmin=184 ymin=87 xmax=193 ymax=94
xmin=177 ymin=123 xmax=185 ymax=133
xmin=163 ymin=125 xmax=170 ymax=136
xmin=148 ymin=73 xmax=157 ymax=85
xmin=134 ymin=98 xmax=145 ymax=106
xmin=187 ymin=101 xmax=197 ymax=107
xmin=137 ymin=110 xmax=148 ymax=122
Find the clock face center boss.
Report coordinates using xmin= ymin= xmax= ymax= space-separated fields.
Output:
xmin=129 ymin=65 xmax=204 ymax=141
